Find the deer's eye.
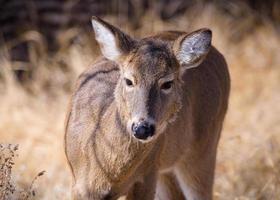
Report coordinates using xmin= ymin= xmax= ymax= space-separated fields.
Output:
xmin=125 ymin=78 xmax=133 ymax=87
xmin=161 ymin=81 xmax=173 ymax=90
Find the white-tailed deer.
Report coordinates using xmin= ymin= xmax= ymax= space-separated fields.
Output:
xmin=65 ymin=16 xmax=230 ymax=200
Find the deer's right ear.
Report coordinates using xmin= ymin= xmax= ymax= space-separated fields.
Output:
xmin=91 ymin=16 xmax=135 ymax=61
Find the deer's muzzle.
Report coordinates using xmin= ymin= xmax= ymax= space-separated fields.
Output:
xmin=131 ymin=121 xmax=155 ymax=140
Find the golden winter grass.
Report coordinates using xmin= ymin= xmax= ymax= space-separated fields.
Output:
xmin=0 ymin=5 xmax=280 ymax=200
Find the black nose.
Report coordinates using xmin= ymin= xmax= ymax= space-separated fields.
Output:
xmin=132 ymin=121 xmax=155 ymax=140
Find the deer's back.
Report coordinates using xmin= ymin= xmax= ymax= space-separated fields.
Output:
xmin=70 ymin=58 xmax=119 ymax=121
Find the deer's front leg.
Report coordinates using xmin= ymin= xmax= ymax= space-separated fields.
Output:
xmin=174 ymin=148 xmax=217 ymax=200
xmin=126 ymin=171 xmax=157 ymax=200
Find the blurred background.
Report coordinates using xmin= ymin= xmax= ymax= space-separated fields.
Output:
xmin=0 ymin=0 xmax=280 ymax=199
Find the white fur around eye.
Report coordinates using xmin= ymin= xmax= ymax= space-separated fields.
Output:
xmin=91 ymin=20 xmax=121 ymax=60
xmin=161 ymin=88 xmax=172 ymax=94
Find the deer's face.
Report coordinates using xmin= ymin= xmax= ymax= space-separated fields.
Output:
xmin=91 ymin=17 xmax=212 ymax=142
xmin=117 ymin=42 xmax=182 ymax=141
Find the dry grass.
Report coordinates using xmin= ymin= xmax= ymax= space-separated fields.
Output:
xmin=0 ymin=144 xmax=45 ymax=200
xmin=0 ymin=5 xmax=280 ymax=200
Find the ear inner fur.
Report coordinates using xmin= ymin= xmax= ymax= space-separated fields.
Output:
xmin=91 ymin=16 xmax=136 ymax=60
xmin=173 ymin=28 xmax=212 ymax=70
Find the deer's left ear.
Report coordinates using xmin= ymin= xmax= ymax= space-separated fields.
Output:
xmin=91 ymin=16 xmax=135 ymax=61
xmin=173 ymin=29 xmax=212 ymax=72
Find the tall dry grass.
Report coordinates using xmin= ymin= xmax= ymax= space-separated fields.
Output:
xmin=0 ymin=143 xmax=45 ymax=200
xmin=0 ymin=5 xmax=280 ymax=200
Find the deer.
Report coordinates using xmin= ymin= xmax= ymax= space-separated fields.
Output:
xmin=64 ymin=16 xmax=230 ymax=200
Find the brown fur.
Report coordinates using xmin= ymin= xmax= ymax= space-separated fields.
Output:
xmin=65 ymin=17 xmax=230 ymax=200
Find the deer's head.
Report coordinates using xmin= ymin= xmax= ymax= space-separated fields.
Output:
xmin=91 ymin=17 xmax=212 ymax=142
